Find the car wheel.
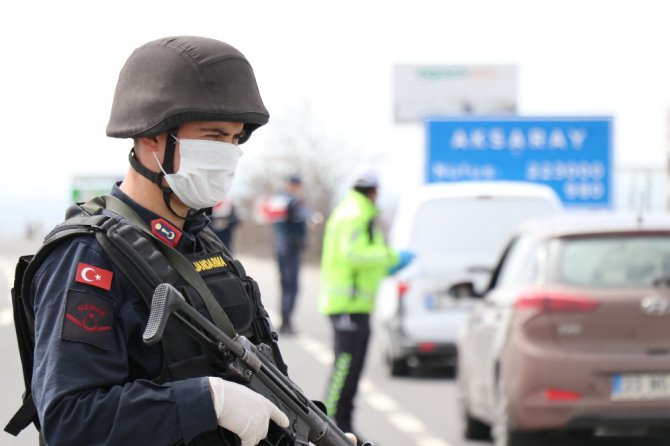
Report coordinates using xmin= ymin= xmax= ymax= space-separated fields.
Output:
xmin=463 ymin=409 xmax=490 ymax=440
xmin=389 ymin=357 xmax=410 ymax=377
xmin=456 ymin=365 xmax=489 ymax=440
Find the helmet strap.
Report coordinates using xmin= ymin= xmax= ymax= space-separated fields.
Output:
xmin=162 ymin=128 xmax=178 ymax=174
xmin=158 ymin=128 xmax=188 ymax=219
xmin=128 ymin=128 xmax=188 ymax=220
xmin=128 ymin=149 xmax=163 ymax=185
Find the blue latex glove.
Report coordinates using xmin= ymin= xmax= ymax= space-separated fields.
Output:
xmin=388 ymin=250 xmax=415 ymax=275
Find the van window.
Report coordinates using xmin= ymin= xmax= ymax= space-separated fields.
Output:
xmin=409 ymin=196 xmax=557 ymax=259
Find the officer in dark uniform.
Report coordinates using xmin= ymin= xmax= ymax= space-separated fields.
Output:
xmin=272 ymin=174 xmax=309 ymax=334
xmin=28 ymin=36 xmax=300 ymax=446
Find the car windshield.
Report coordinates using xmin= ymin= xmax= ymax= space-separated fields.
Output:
xmin=409 ymin=196 xmax=557 ymax=259
xmin=550 ymin=234 xmax=670 ymax=287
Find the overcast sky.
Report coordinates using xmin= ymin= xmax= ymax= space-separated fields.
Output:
xmin=1 ymin=0 xmax=669 ymax=235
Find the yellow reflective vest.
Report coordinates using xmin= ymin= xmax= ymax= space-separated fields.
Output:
xmin=318 ymin=190 xmax=399 ymax=315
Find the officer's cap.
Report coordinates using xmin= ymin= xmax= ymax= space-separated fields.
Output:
xmin=288 ymin=174 xmax=302 ymax=185
xmin=353 ymin=169 xmax=380 ymax=188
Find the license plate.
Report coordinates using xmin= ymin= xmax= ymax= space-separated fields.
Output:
xmin=611 ymin=373 xmax=670 ymax=401
xmin=424 ymin=292 xmax=455 ymax=310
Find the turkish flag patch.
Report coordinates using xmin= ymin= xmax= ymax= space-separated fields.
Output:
xmin=75 ymin=263 xmax=114 ymax=290
xmin=61 ymin=290 xmax=115 ymax=350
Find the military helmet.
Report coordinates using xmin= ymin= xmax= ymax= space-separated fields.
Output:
xmin=106 ymin=36 xmax=268 ymax=143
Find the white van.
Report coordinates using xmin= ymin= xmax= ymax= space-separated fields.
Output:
xmin=375 ymin=181 xmax=562 ymax=376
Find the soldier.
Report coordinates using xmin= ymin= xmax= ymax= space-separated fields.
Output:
xmin=14 ymin=36 xmax=355 ymax=446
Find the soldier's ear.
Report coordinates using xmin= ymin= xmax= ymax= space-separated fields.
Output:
xmin=137 ymin=135 xmax=162 ymax=153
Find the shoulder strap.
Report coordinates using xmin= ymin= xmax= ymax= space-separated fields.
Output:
xmin=83 ymin=195 xmax=237 ymax=337
xmin=4 ymin=394 xmax=37 ymax=436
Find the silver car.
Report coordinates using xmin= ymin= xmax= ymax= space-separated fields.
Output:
xmin=374 ymin=182 xmax=562 ymax=376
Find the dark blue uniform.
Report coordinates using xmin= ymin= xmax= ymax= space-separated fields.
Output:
xmin=272 ymin=192 xmax=308 ymax=331
xmin=31 ymin=185 xmax=217 ymax=445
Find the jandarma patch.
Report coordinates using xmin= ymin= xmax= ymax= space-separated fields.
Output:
xmin=61 ymin=290 xmax=115 ymax=350
xmin=192 ymin=254 xmax=227 ymax=272
xmin=151 ymin=218 xmax=182 ymax=247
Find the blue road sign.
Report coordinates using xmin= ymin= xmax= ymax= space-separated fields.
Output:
xmin=426 ymin=116 xmax=613 ymax=207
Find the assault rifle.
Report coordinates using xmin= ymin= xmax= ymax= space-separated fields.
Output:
xmin=143 ymin=283 xmax=374 ymax=446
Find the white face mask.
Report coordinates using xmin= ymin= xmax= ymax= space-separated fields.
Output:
xmin=154 ymin=138 xmax=242 ymax=210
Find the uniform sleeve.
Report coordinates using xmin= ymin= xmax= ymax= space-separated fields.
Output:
xmin=337 ymin=215 xmax=399 ymax=269
xmin=30 ymin=238 xmax=218 ymax=446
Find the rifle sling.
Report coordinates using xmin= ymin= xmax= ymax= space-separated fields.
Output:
xmin=81 ymin=195 xmax=236 ymax=337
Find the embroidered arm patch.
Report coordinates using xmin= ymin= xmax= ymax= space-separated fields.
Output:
xmin=61 ymin=290 xmax=115 ymax=350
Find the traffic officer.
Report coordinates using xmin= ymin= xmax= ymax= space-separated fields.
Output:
xmin=26 ymin=36 xmax=353 ymax=446
xmin=318 ymin=169 xmax=414 ymax=442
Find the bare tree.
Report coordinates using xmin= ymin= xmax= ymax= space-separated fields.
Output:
xmin=232 ymin=103 xmax=366 ymax=260
xmin=237 ymin=104 xmax=367 ymax=215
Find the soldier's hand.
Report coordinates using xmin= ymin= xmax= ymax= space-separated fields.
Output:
xmin=209 ymin=377 xmax=289 ymax=446
xmin=345 ymin=432 xmax=358 ymax=444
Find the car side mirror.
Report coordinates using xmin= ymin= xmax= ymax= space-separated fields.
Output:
xmin=466 ymin=265 xmax=493 ymax=275
xmin=447 ymin=281 xmax=482 ymax=298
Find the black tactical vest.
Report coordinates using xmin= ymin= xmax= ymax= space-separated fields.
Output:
xmin=11 ymin=198 xmax=287 ymax=446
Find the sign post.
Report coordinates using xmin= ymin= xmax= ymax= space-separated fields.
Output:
xmin=426 ymin=117 xmax=613 ymax=208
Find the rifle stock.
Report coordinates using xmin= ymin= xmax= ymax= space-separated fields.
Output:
xmin=143 ymin=283 xmax=374 ymax=446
